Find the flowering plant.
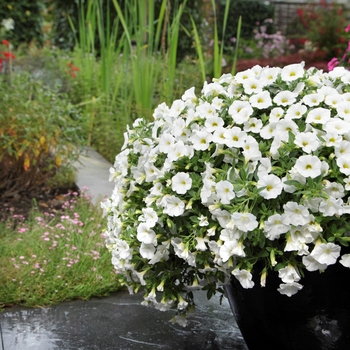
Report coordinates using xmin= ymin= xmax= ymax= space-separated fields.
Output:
xmin=328 ymin=24 xmax=350 ymax=71
xmin=0 ymin=18 xmax=15 ymax=74
xmin=103 ymin=63 xmax=350 ymax=326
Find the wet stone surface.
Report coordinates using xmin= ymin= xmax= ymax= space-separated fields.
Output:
xmin=0 ymin=290 xmax=248 ymax=350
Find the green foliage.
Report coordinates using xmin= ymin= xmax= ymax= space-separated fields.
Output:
xmin=0 ymin=0 xmax=45 ymax=46
xmin=296 ymin=0 xmax=348 ymax=59
xmin=218 ymin=0 xmax=275 ymax=47
xmin=0 ymin=191 xmax=121 ymax=307
xmin=0 ymin=73 xmax=84 ymax=197
xmin=48 ymin=0 xmax=203 ymax=61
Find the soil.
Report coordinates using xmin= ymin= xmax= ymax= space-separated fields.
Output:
xmin=0 ymin=184 xmax=80 ymax=223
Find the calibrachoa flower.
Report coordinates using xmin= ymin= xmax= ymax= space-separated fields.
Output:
xmin=103 ymin=63 xmax=350 ymax=326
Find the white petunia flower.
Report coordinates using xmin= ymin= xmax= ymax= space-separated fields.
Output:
xmin=336 ymin=156 xmax=350 ymax=175
xmin=294 ymin=155 xmax=322 ymax=178
xmin=171 ymin=172 xmax=192 ymax=194
xmin=137 ymin=223 xmax=156 ymax=244
xmin=278 ymin=265 xmax=301 ymax=283
xmin=285 ymin=103 xmax=307 ymax=120
xmin=263 ymin=214 xmax=290 ymax=240
xmin=325 ymin=118 xmax=350 ymax=135
xmin=249 ymin=90 xmax=272 ymax=109
xmin=242 ymin=77 xmax=264 ymax=94
xmin=232 ymin=269 xmax=255 ymax=289
xmin=191 ymin=130 xmax=213 ymax=151
xmin=302 ymin=93 xmax=324 ymax=107
xmin=243 ymin=117 xmax=263 ymax=133
xmin=294 ymin=132 xmax=321 ymax=153
xmin=280 ymin=63 xmax=304 ymax=81
xmin=282 ymin=202 xmax=310 ymax=226
xmin=319 ymin=197 xmax=343 ymax=216
xmin=216 ymin=180 xmax=235 ymax=204
xmin=257 ymin=174 xmax=283 ymax=199
xmin=310 ymin=243 xmax=341 ymax=265
xmin=231 ymin=212 xmax=258 ymax=232
xmin=273 ymin=90 xmax=297 ymax=106
xmin=139 ymin=243 xmax=156 ymax=259
xmin=302 ymin=255 xmax=327 ymax=271
xmin=1 ymin=18 xmax=15 ymax=31
xmin=205 ymin=115 xmax=224 ymax=132
xmin=224 ymin=127 xmax=247 ymax=148
xmin=340 ymin=254 xmax=350 ymax=267
xmin=269 ymin=107 xmax=284 ymax=122
xmin=277 ymin=282 xmax=303 ymax=296
xmin=228 ymin=100 xmax=253 ymax=124
xmin=220 ymin=240 xmax=246 ymax=261
xmin=323 ymin=133 xmax=342 ymax=148
xmin=305 ymin=107 xmax=331 ymax=124
xmin=163 ymin=195 xmax=185 ymax=217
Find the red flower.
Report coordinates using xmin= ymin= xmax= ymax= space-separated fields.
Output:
xmin=3 ymin=52 xmax=15 ymax=60
xmin=2 ymin=40 xmax=9 ymax=46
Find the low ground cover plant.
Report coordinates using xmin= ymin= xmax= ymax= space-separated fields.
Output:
xmin=0 ymin=190 xmax=121 ymax=308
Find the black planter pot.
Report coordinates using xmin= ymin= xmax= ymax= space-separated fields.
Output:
xmin=225 ymin=260 xmax=350 ymax=350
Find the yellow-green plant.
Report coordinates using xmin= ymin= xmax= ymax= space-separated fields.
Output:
xmin=0 ymin=73 xmax=83 ymax=197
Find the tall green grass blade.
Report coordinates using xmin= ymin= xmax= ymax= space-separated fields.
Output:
xmin=231 ymin=15 xmax=242 ymax=76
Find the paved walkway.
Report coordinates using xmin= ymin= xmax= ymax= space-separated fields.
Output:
xmin=0 ymin=148 xmax=248 ymax=350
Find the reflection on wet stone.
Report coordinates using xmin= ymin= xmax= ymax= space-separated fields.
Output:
xmin=0 ymin=291 xmax=248 ymax=350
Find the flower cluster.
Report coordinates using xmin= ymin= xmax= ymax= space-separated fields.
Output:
xmin=0 ymin=18 xmax=15 ymax=73
xmin=103 ymin=63 xmax=350 ymax=326
xmin=296 ymin=0 xmax=347 ymax=59
xmin=328 ymin=24 xmax=350 ymax=71
xmin=253 ymin=19 xmax=292 ymax=59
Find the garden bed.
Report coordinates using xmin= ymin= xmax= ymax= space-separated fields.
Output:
xmin=233 ymin=51 xmax=329 ymax=72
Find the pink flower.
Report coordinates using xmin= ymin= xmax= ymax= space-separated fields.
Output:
xmin=328 ymin=57 xmax=339 ymax=71
xmin=345 ymin=24 xmax=350 ymax=33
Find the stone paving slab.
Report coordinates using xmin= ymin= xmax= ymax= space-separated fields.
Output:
xmin=0 ymin=291 xmax=248 ymax=350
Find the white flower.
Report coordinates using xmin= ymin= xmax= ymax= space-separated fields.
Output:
xmin=162 ymin=195 xmax=185 ymax=217
xmin=264 ymin=214 xmax=290 ymax=240
xmin=302 ymin=93 xmax=324 ymax=107
xmin=139 ymin=243 xmax=156 ymax=259
xmin=232 ymin=269 xmax=255 ymax=289
xmin=280 ymin=63 xmax=304 ymax=81
xmin=273 ymin=90 xmax=297 ymax=106
xmin=336 ymin=156 xmax=350 ymax=175
xmin=302 ymin=255 xmax=328 ymax=271
xmin=137 ymin=223 xmax=156 ymax=244
xmin=243 ymin=117 xmax=263 ymax=133
xmin=294 ymin=155 xmax=322 ymax=178
xmin=205 ymin=115 xmax=224 ymax=132
xmin=171 ymin=172 xmax=192 ymax=194
xmin=294 ymin=132 xmax=321 ymax=153
xmin=220 ymin=240 xmax=246 ymax=261
xmin=310 ymin=242 xmax=341 ymax=265
xmin=231 ymin=212 xmax=258 ymax=232
xmin=340 ymin=254 xmax=350 ymax=267
xmin=224 ymin=127 xmax=247 ymax=148
xmin=257 ymin=174 xmax=283 ymax=199
xmin=278 ymin=265 xmax=300 ymax=283
xmin=228 ymin=100 xmax=253 ymax=124
xmin=319 ymin=197 xmax=343 ymax=216
xmin=285 ymin=103 xmax=307 ymax=120
xmin=1 ymin=18 xmax=14 ymax=31
xmin=249 ymin=91 xmax=272 ymax=109
xmin=242 ymin=77 xmax=264 ymax=94
xmin=191 ymin=130 xmax=213 ymax=150
xmin=282 ymin=202 xmax=310 ymax=226
xmin=216 ymin=180 xmax=235 ymax=204
xmin=277 ymin=282 xmax=303 ymax=296
xmin=305 ymin=107 xmax=331 ymax=124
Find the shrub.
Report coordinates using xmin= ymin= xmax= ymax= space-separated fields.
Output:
xmin=0 ymin=0 xmax=44 ymax=47
xmin=296 ymin=0 xmax=347 ymax=59
xmin=0 ymin=73 xmax=84 ymax=198
xmin=218 ymin=0 xmax=275 ymax=50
